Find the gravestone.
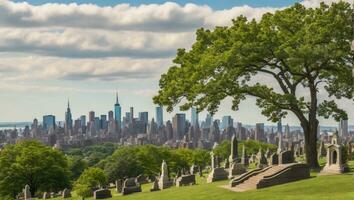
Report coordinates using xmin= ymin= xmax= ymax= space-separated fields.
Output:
xmin=158 ymin=160 xmax=173 ymax=189
xmin=279 ymin=150 xmax=295 ymax=164
xmin=269 ymin=153 xmax=279 ymax=165
xmin=62 ymin=188 xmax=71 ymax=198
xmin=228 ymin=134 xmax=238 ymax=164
xmin=176 ymin=174 xmax=196 ymax=187
xmin=240 ymin=145 xmax=249 ymax=166
xmin=256 ymin=149 xmax=268 ymax=168
xmin=150 ymin=179 xmax=160 ymax=192
xmin=228 ymin=163 xmax=247 ymax=179
xmin=24 ymin=185 xmax=31 ymax=200
xmin=347 ymin=142 xmax=352 ymax=161
xmin=42 ymin=192 xmax=50 ymax=199
xmin=224 ymin=158 xmax=230 ymax=169
xmin=320 ymin=131 xmax=348 ymax=175
xmin=136 ymin=174 xmax=149 ymax=184
xmin=190 ymin=164 xmax=197 ymax=175
xmin=93 ymin=189 xmax=112 ymax=199
xmin=116 ymin=179 xmax=123 ymax=193
xmin=122 ymin=178 xmax=142 ymax=195
xmin=207 ymin=151 xmax=228 ymax=183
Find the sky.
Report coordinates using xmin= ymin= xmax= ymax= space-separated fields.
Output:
xmin=0 ymin=0 xmax=353 ymax=126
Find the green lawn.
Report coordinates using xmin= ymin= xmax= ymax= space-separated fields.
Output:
xmin=51 ymin=161 xmax=354 ymax=200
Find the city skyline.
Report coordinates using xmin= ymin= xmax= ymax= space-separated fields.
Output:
xmin=0 ymin=0 xmax=353 ymax=126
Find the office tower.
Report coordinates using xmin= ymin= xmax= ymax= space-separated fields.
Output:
xmin=222 ymin=116 xmax=233 ymax=130
xmin=339 ymin=119 xmax=348 ymax=139
xmin=172 ymin=113 xmax=186 ymax=140
xmin=130 ymin=107 xmax=134 ymax=123
xmin=156 ymin=106 xmax=164 ymax=127
xmin=255 ymin=123 xmax=265 ymax=142
xmin=89 ymin=111 xmax=95 ymax=122
xmin=108 ymin=111 xmax=114 ymax=121
xmin=191 ymin=107 xmax=199 ymax=127
xmin=65 ymin=100 xmax=73 ymax=132
xmin=80 ymin=115 xmax=86 ymax=128
xmin=285 ymin=124 xmax=290 ymax=139
xmin=100 ymin=115 xmax=108 ymax=130
xmin=114 ymin=93 xmax=121 ymax=125
xmin=205 ymin=114 xmax=213 ymax=128
xmin=139 ymin=112 xmax=149 ymax=124
xmin=277 ymin=119 xmax=282 ymax=134
xmin=94 ymin=117 xmax=100 ymax=131
xmin=43 ymin=115 xmax=56 ymax=131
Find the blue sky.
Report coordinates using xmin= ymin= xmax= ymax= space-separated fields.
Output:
xmin=0 ymin=0 xmax=352 ymax=127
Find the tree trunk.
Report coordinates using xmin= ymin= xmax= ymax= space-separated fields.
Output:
xmin=302 ymin=119 xmax=320 ymax=169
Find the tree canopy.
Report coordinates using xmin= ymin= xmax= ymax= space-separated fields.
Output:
xmin=74 ymin=167 xmax=108 ymax=198
xmin=0 ymin=140 xmax=71 ymax=199
xmin=153 ymin=2 xmax=354 ymax=168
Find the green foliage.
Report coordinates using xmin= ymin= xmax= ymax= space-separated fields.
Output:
xmin=242 ymin=140 xmax=277 ymax=155
xmin=213 ymin=140 xmax=231 ymax=160
xmin=64 ymin=143 xmax=118 ymax=167
xmin=0 ymin=140 xmax=71 ymax=199
xmin=67 ymin=156 xmax=89 ymax=180
xmin=101 ymin=145 xmax=210 ymax=182
xmin=74 ymin=167 xmax=108 ymax=198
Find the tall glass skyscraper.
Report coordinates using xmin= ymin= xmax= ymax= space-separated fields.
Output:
xmin=65 ymin=100 xmax=73 ymax=130
xmin=191 ymin=107 xmax=198 ymax=127
xmin=43 ymin=115 xmax=55 ymax=131
xmin=221 ymin=116 xmax=233 ymax=130
xmin=114 ymin=92 xmax=121 ymax=125
xmin=156 ymin=106 xmax=163 ymax=127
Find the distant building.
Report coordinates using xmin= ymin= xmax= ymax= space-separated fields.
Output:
xmin=108 ymin=110 xmax=114 ymax=121
xmin=89 ymin=111 xmax=95 ymax=122
xmin=114 ymin=93 xmax=121 ymax=125
xmin=139 ymin=112 xmax=149 ymax=125
xmin=205 ymin=114 xmax=213 ymax=128
xmin=191 ymin=107 xmax=199 ymax=127
xmin=43 ymin=115 xmax=55 ymax=131
xmin=339 ymin=119 xmax=348 ymax=139
xmin=65 ymin=100 xmax=73 ymax=132
xmin=100 ymin=115 xmax=107 ymax=130
xmin=156 ymin=106 xmax=164 ymax=127
xmin=172 ymin=113 xmax=186 ymax=140
xmin=255 ymin=123 xmax=265 ymax=142
xmin=221 ymin=116 xmax=233 ymax=130
xmin=277 ymin=119 xmax=282 ymax=134
xmin=80 ymin=115 xmax=86 ymax=128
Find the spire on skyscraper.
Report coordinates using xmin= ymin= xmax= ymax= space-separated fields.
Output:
xmin=115 ymin=92 xmax=120 ymax=105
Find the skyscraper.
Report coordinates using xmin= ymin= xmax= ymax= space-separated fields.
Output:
xmin=80 ymin=115 xmax=86 ymax=128
xmin=221 ymin=116 xmax=233 ymax=130
xmin=65 ymin=100 xmax=73 ymax=132
xmin=89 ymin=111 xmax=95 ymax=122
xmin=139 ymin=112 xmax=149 ymax=124
xmin=205 ymin=114 xmax=213 ymax=128
xmin=100 ymin=115 xmax=108 ymax=130
xmin=277 ymin=119 xmax=282 ymax=134
xmin=108 ymin=110 xmax=114 ymax=121
xmin=114 ymin=93 xmax=121 ymax=125
xmin=130 ymin=107 xmax=134 ymax=123
xmin=156 ymin=106 xmax=163 ymax=127
xmin=191 ymin=107 xmax=199 ymax=127
xmin=339 ymin=119 xmax=348 ymax=139
xmin=255 ymin=123 xmax=265 ymax=142
xmin=172 ymin=113 xmax=186 ymax=140
xmin=43 ymin=115 xmax=56 ymax=131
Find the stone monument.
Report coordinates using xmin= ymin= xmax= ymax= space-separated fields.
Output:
xmin=158 ymin=160 xmax=173 ymax=189
xmin=320 ymin=131 xmax=348 ymax=175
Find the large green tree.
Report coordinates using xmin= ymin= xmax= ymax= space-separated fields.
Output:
xmin=74 ymin=167 xmax=108 ymax=198
xmin=0 ymin=140 xmax=71 ymax=199
xmin=154 ymin=2 xmax=354 ymax=168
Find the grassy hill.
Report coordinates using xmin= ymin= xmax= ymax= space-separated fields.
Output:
xmin=50 ymin=161 xmax=354 ymax=200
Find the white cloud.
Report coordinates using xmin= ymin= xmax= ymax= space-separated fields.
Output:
xmin=0 ymin=55 xmax=171 ymax=81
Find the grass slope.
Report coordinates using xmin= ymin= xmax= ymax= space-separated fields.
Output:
xmin=52 ymin=161 xmax=354 ymax=200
